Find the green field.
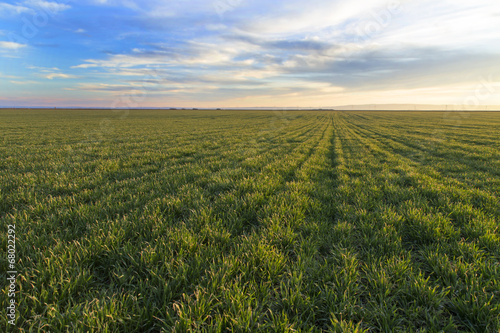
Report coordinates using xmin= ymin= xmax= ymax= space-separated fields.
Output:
xmin=1 ymin=109 xmax=499 ymax=332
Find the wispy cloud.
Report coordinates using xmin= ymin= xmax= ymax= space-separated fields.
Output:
xmin=0 ymin=3 xmax=31 ymax=16
xmin=86 ymin=0 xmax=140 ymax=10
xmin=237 ymin=0 xmax=394 ymax=36
xmin=0 ymin=73 xmax=21 ymax=79
xmin=44 ymin=73 xmax=76 ymax=79
xmin=24 ymin=0 xmax=71 ymax=14
xmin=0 ymin=0 xmax=70 ymax=17
xmin=28 ymin=66 xmax=61 ymax=72
xmin=10 ymin=80 xmax=40 ymax=85
xmin=0 ymin=41 xmax=27 ymax=50
xmin=28 ymin=66 xmax=77 ymax=79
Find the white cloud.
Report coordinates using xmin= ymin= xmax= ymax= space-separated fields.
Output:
xmin=72 ymin=49 xmax=225 ymax=69
xmin=24 ymin=0 xmax=71 ymax=14
xmin=72 ymin=54 xmax=163 ymax=69
xmin=64 ymin=81 xmax=191 ymax=96
xmin=28 ymin=65 xmax=60 ymax=72
xmin=87 ymin=0 xmax=140 ymax=10
xmin=85 ymin=0 xmax=243 ymax=18
xmin=231 ymin=0 xmax=499 ymax=58
xmin=44 ymin=73 xmax=76 ymax=79
xmin=0 ymin=3 xmax=31 ymax=16
xmin=27 ymin=66 xmax=77 ymax=79
xmin=10 ymin=80 xmax=40 ymax=85
xmin=0 ymin=73 xmax=21 ymax=79
xmin=0 ymin=1 xmax=71 ymax=17
xmin=0 ymin=41 xmax=27 ymax=50
xmin=66 ymin=83 xmax=132 ymax=91
xmin=366 ymin=0 xmax=500 ymax=51
xmin=239 ymin=0 xmax=394 ymax=36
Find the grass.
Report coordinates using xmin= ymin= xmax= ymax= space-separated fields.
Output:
xmin=1 ymin=109 xmax=499 ymax=332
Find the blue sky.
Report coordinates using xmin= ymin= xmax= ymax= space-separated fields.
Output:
xmin=0 ymin=0 xmax=499 ymax=108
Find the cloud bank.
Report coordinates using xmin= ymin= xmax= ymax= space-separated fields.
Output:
xmin=0 ymin=0 xmax=499 ymax=107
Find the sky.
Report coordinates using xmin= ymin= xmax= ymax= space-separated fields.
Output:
xmin=0 ymin=0 xmax=499 ymax=108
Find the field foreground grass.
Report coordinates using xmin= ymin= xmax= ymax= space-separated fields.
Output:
xmin=1 ymin=109 xmax=499 ymax=332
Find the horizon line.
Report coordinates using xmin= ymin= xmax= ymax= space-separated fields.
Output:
xmin=1 ymin=104 xmax=499 ymax=111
